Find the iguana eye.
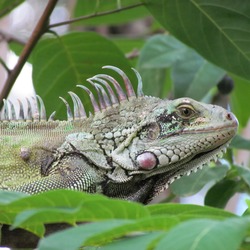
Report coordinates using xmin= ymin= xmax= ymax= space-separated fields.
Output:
xmin=177 ymin=105 xmax=196 ymax=119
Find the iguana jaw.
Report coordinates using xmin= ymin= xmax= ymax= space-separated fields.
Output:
xmin=163 ymin=140 xmax=231 ymax=190
xmin=129 ymin=123 xmax=236 ymax=177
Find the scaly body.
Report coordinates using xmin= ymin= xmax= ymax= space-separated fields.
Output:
xmin=0 ymin=66 xmax=238 ymax=203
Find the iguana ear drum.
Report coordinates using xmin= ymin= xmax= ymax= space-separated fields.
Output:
xmin=136 ymin=152 xmax=158 ymax=170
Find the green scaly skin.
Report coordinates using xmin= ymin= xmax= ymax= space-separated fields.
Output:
xmin=0 ymin=66 xmax=238 ymax=204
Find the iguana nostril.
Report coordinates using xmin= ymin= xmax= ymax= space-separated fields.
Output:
xmin=226 ymin=111 xmax=238 ymax=127
xmin=226 ymin=113 xmax=232 ymax=120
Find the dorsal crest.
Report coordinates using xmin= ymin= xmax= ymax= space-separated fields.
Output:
xmin=0 ymin=66 xmax=144 ymax=122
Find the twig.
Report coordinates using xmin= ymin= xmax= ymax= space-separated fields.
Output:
xmin=0 ymin=0 xmax=58 ymax=104
xmin=49 ymin=2 xmax=143 ymax=29
xmin=0 ymin=57 xmax=11 ymax=74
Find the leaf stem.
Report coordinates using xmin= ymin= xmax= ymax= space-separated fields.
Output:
xmin=49 ymin=2 xmax=144 ymax=29
xmin=0 ymin=0 xmax=58 ymax=104
xmin=0 ymin=57 xmax=11 ymax=74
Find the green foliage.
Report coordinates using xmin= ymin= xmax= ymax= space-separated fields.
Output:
xmin=74 ymin=0 xmax=148 ymax=25
xmin=32 ymin=32 xmax=136 ymax=119
xmin=170 ymin=165 xmax=228 ymax=197
xmin=144 ymin=0 xmax=250 ymax=81
xmin=0 ymin=189 xmax=244 ymax=250
xmin=0 ymin=0 xmax=24 ymax=18
xmin=138 ymin=34 xmax=225 ymax=99
xmin=1 ymin=0 xmax=250 ymax=249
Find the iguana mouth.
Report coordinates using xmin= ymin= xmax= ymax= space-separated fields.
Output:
xmin=164 ymin=141 xmax=230 ymax=188
xmin=131 ymin=135 xmax=232 ymax=188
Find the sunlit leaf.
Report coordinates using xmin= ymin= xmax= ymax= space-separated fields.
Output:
xmin=38 ymin=216 xmax=180 ymax=250
xmin=0 ymin=190 xmax=149 ymax=236
xmin=155 ymin=217 xmax=250 ymax=250
xmin=147 ymin=203 xmax=235 ymax=219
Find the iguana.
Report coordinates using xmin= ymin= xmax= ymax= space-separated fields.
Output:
xmin=0 ymin=66 xmax=238 ymax=204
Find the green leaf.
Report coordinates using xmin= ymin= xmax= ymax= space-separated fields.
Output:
xmin=0 ymin=190 xmax=28 ymax=204
xmin=0 ymin=190 xmax=149 ymax=236
xmin=205 ymin=179 xmax=240 ymax=208
xmin=230 ymin=74 xmax=250 ymax=127
xmin=138 ymin=34 xmax=224 ymax=99
xmin=38 ymin=220 xmax=132 ymax=250
xmin=0 ymin=0 xmax=24 ymax=18
xmin=0 ymin=190 xmax=154 ymax=239
xmin=144 ymin=0 xmax=250 ymax=81
xmin=172 ymin=49 xmax=225 ymax=99
xmin=38 ymin=216 xmax=179 ymax=250
xmin=138 ymin=34 xmax=187 ymax=69
xmin=73 ymin=0 xmax=147 ymax=25
xmin=147 ymin=203 xmax=235 ymax=219
xmin=170 ymin=165 xmax=228 ymax=197
xmin=231 ymin=135 xmax=250 ymax=150
xmin=138 ymin=68 xmax=170 ymax=97
xmin=12 ymin=198 xmax=149 ymax=231
xmin=155 ymin=217 xmax=250 ymax=250
xmin=32 ymin=32 xmax=136 ymax=120
xmin=234 ymin=165 xmax=250 ymax=187
xmin=100 ymin=232 xmax=164 ymax=250
xmin=113 ymin=38 xmax=144 ymax=67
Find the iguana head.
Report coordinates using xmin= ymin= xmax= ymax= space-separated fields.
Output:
xmin=88 ymin=67 xmax=238 ymax=201
xmin=114 ymin=97 xmax=238 ymax=175
xmin=58 ymin=66 xmax=237 ymax=202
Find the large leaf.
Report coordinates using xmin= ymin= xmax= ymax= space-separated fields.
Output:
xmin=147 ymin=203 xmax=235 ymax=219
xmin=0 ymin=190 xmax=149 ymax=236
xmin=138 ymin=34 xmax=224 ymax=99
xmin=32 ymin=32 xmax=136 ymax=120
xmin=234 ymin=165 xmax=250 ymax=188
xmin=231 ymin=135 xmax=250 ymax=150
xmin=170 ymin=165 xmax=228 ymax=197
xmin=0 ymin=190 xmax=241 ymax=249
xmin=38 ymin=216 xmax=179 ymax=250
xmin=205 ymin=179 xmax=241 ymax=208
xmin=155 ymin=217 xmax=250 ymax=250
xmin=230 ymin=73 xmax=250 ymax=127
xmin=144 ymin=0 xmax=250 ymax=81
xmin=37 ymin=202 xmax=236 ymax=250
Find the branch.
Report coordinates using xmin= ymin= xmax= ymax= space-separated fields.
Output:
xmin=0 ymin=0 xmax=58 ymax=104
xmin=49 ymin=2 xmax=143 ymax=29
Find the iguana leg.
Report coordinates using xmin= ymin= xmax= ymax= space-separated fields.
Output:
xmin=13 ymin=155 xmax=104 ymax=194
